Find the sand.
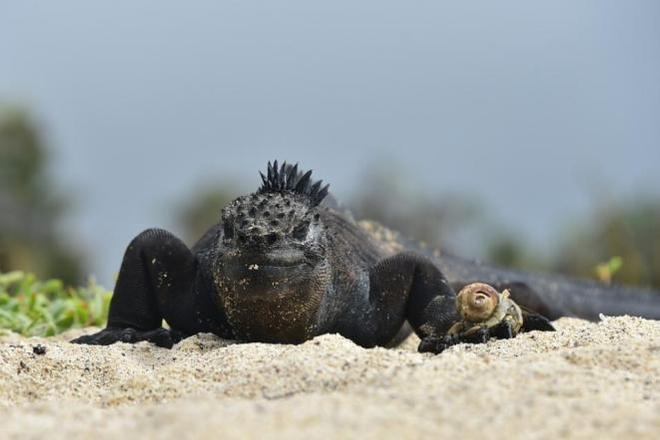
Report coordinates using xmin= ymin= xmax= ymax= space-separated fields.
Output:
xmin=1 ymin=316 xmax=659 ymax=439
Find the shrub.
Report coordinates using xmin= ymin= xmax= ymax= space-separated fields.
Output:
xmin=0 ymin=271 xmax=111 ymax=336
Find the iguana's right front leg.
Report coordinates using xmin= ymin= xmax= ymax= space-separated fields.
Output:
xmin=72 ymin=228 xmax=200 ymax=348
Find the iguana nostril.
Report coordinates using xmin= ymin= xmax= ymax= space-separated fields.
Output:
xmin=266 ymin=233 xmax=279 ymax=245
xmin=236 ymin=231 xmax=248 ymax=244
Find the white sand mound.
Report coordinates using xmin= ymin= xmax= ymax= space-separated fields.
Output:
xmin=1 ymin=316 xmax=659 ymax=439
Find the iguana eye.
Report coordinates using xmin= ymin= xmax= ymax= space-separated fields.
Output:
xmin=292 ymin=222 xmax=309 ymax=240
xmin=223 ymin=220 xmax=235 ymax=240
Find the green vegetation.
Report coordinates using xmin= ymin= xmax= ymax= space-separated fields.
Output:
xmin=553 ymin=198 xmax=660 ymax=289
xmin=0 ymin=271 xmax=111 ymax=337
xmin=0 ymin=105 xmax=84 ymax=284
xmin=595 ymin=256 xmax=623 ymax=284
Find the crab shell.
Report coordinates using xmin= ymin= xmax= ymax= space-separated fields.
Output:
xmin=456 ymin=283 xmax=500 ymax=322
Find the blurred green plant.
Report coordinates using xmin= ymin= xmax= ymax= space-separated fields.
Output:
xmin=553 ymin=198 xmax=660 ymax=289
xmin=595 ymin=256 xmax=623 ymax=284
xmin=0 ymin=104 xmax=84 ymax=284
xmin=485 ymin=231 xmax=548 ymax=272
xmin=0 ymin=271 xmax=111 ymax=337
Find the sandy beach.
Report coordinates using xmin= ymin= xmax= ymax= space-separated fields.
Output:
xmin=1 ymin=316 xmax=658 ymax=439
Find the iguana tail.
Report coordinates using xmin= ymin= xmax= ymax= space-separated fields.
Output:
xmin=436 ymin=253 xmax=660 ymax=320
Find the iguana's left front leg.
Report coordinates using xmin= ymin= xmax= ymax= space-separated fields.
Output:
xmin=366 ymin=252 xmax=460 ymax=352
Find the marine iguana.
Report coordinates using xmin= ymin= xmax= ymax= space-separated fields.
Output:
xmin=72 ymin=161 xmax=660 ymax=352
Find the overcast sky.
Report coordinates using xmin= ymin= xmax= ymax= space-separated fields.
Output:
xmin=1 ymin=1 xmax=659 ymax=285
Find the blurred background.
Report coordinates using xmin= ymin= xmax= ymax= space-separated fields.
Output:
xmin=1 ymin=1 xmax=659 ymax=289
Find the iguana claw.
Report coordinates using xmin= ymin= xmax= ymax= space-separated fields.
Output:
xmin=71 ymin=327 xmax=184 ymax=349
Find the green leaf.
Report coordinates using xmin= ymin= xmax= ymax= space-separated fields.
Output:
xmin=0 ymin=271 xmax=112 ymax=336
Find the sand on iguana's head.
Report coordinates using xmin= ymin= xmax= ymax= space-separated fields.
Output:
xmin=1 ymin=316 xmax=659 ymax=439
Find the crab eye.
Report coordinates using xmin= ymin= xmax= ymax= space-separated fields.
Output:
xmin=292 ymin=222 xmax=309 ymax=240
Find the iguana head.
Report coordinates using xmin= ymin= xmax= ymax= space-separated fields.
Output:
xmin=212 ymin=161 xmax=332 ymax=342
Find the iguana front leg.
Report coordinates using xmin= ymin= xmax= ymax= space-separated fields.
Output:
xmin=365 ymin=252 xmax=460 ymax=352
xmin=72 ymin=228 xmax=200 ymax=348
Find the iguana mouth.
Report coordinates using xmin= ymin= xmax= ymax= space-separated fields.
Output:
xmin=260 ymin=248 xmax=307 ymax=267
xmin=238 ymin=248 xmax=306 ymax=267
xmin=221 ymin=249 xmax=311 ymax=281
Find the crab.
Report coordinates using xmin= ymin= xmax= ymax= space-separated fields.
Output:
xmin=419 ymin=282 xmax=555 ymax=353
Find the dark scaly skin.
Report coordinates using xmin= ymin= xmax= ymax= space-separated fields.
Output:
xmin=72 ymin=161 xmax=660 ymax=352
